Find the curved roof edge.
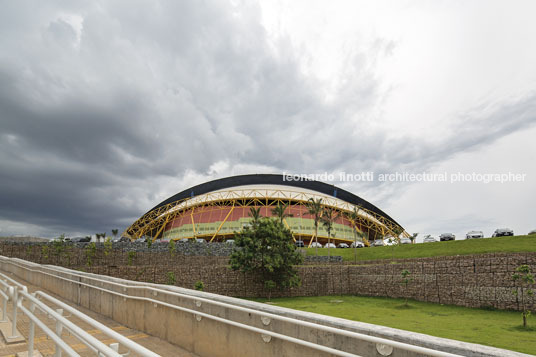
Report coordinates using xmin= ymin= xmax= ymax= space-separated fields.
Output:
xmin=146 ymin=174 xmax=403 ymax=228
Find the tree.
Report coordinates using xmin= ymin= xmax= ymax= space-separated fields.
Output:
xmin=401 ymin=269 xmax=412 ymax=306
xmin=410 ymin=233 xmax=418 ymax=244
xmin=229 ymin=218 xmax=303 ymax=299
xmin=249 ymin=207 xmax=262 ymax=224
xmin=112 ymin=229 xmax=119 ymax=238
xmin=321 ymin=207 xmax=339 ymax=260
xmin=344 ymin=207 xmax=363 ymax=263
xmin=512 ymin=264 xmax=535 ymax=328
xmin=306 ymin=198 xmax=323 ymax=255
xmin=271 ymin=202 xmax=293 ymax=224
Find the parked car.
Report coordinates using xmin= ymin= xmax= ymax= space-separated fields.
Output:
xmin=337 ymin=243 xmax=349 ymax=248
xmin=324 ymin=243 xmax=336 ymax=249
xmin=492 ymin=228 xmax=513 ymax=237
xmin=195 ymin=238 xmax=206 ymax=243
xmin=372 ymin=239 xmax=385 ymax=247
xmin=225 ymin=239 xmax=235 ymax=245
xmin=439 ymin=233 xmax=455 ymax=241
xmin=466 ymin=231 xmax=484 ymax=239
xmin=350 ymin=242 xmax=364 ymax=248
xmin=310 ymin=242 xmax=323 ymax=248
xmin=399 ymin=237 xmax=412 ymax=244
xmin=179 ymin=238 xmax=189 ymax=243
xmin=423 ymin=235 xmax=437 ymax=243
xmin=295 ymin=240 xmax=304 ymax=247
xmin=529 ymin=229 xmax=536 ymax=235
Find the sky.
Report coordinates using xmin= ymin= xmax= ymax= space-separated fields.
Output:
xmin=0 ymin=0 xmax=535 ymax=241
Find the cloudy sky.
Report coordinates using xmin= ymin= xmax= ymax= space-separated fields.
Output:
xmin=1 ymin=0 xmax=535 ymax=240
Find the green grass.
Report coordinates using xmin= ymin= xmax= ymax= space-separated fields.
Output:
xmin=250 ymin=295 xmax=536 ymax=354
xmin=305 ymin=235 xmax=536 ymax=262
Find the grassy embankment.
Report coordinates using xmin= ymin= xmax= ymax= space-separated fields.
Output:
xmin=304 ymin=235 xmax=536 ymax=262
xmin=252 ymin=295 xmax=536 ymax=354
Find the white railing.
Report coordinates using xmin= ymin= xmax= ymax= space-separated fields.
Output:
xmin=0 ymin=256 xmax=466 ymax=357
xmin=0 ymin=270 xmax=160 ymax=357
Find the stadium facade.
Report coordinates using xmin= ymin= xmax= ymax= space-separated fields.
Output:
xmin=124 ymin=174 xmax=408 ymax=245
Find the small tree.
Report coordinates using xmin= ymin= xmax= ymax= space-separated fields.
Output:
xmin=104 ymin=237 xmax=112 ymax=256
xmin=53 ymin=234 xmax=66 ymax=257
xmin=271 ymin=202 xmax=293 ymax=224
xmin=344 ymin=208 xmax=362 ymax=263
xmin=306 ymin=198 xmax=323 ymax=255
xmin=401 ymin=269 xmax=412 ymax=306
xmin=249 ymin=207 xmax=262 ymax=224
xmin=85 ymin=242 xmax=96 ymax=266
xmin=169 ymin=240 xmax=176 ymax=256
xmin=112 ymin=229 xmax=119 ymax=238
xmin=512 ymin=264 xmax=535 ymax=328
xmin=410 ymin=233 xmax=418 ymax=244
xmin=229 ymin=218 xmax=303 ymax=299
xmin=321 ymin=207 xmax=339 ymax=260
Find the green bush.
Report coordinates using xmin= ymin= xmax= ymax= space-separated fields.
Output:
xmin=127 ymin=251 xmax=136 ymax=266
xmin=194 ymin=281 xmax=204 ymax=291
xmin=85 ymin=242 xmax=96 ymax=266
xmin=166 ymin=271 xmax=176 ymax=285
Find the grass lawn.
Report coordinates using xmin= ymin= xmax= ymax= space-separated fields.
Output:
xmin=304 ymin=235 xmax=536 ymax=262
xmin=251 ymin=295 xmax=536 ymax=354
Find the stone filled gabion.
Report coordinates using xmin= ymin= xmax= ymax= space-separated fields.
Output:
xmin=0 ymin=240 xmax=342 ymax=261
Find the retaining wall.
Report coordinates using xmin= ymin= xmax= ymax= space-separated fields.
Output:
xmin=0 ymin=242 xmax=534 ymax=311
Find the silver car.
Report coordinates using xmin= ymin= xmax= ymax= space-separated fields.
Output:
xmin=399 ymin=238 xmax=412 ymax=244
xmin=466 ymin=231 xmax=484 ymax=239
xmin=492 ymin=228 xmax=513 ymax=237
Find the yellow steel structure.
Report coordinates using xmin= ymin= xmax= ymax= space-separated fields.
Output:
xmin=123 ymin=188 xmax=408 ymax=243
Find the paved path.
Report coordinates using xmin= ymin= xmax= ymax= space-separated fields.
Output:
xmin=0 ymin=272 xmax=197 ymax=357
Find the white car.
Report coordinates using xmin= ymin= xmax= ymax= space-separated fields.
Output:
xmin=466 ymin=231 xmax=484 ymax=239
xmin=350 ymin=242 xmax=364 ymax=248
xmin=324 ymin=243 xmax=336 ymax=249
xmin=372 ymin=240 xmax=385 ymax=247
xmin=399 ymin=238 xmax=412 ymax=244
xmin=310 ymin=242 xmax=323 ymax=248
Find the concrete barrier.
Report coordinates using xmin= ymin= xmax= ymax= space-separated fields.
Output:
xmin=0 ymin=256 xmax=531 ymax=357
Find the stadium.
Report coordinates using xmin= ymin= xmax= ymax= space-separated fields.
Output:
xmin=123 ymin=174 xmax=408 ymax=246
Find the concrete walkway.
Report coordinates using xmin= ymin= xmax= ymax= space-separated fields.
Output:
xmin=0 ymin=271 xmax=197 ymax=357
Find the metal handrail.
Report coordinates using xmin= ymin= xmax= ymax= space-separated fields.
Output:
xmin=0 ymin=271 xmax=146 ymax=357
xmin=0 ymin=256 xmax=463 ymax=357
xmin=17 ymin=288 xmax=121 ymax=357
xmin=35 ymin=292 xmax=160 ymax=357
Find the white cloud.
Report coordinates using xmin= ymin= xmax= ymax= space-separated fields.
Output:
xmin=0 ymin=0 xmax=534 ymax=238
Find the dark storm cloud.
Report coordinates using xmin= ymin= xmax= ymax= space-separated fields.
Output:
xmin=0 ymin=1 xmax=535 ymax=237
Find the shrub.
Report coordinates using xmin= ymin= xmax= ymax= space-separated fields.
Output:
xmin=194 ymin=281 xmax=204 ymax=291
xmin=166 ymin=271 xmax=176 ymax=285
xmin=127 ymin=251 xmax=136 ymax=266
xmin=85 ymin=242 xmax=96 ymax=266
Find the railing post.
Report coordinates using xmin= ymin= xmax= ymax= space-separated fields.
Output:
xmin=28 ymin=294 xmax=36 ymax=357
xmin=1 ymin=288 xmax=7 ymax=322
xmin=11 ymin=286 xmax=19 ymax=338
xmin=54 ymin=308 xmax=64 ymax=357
